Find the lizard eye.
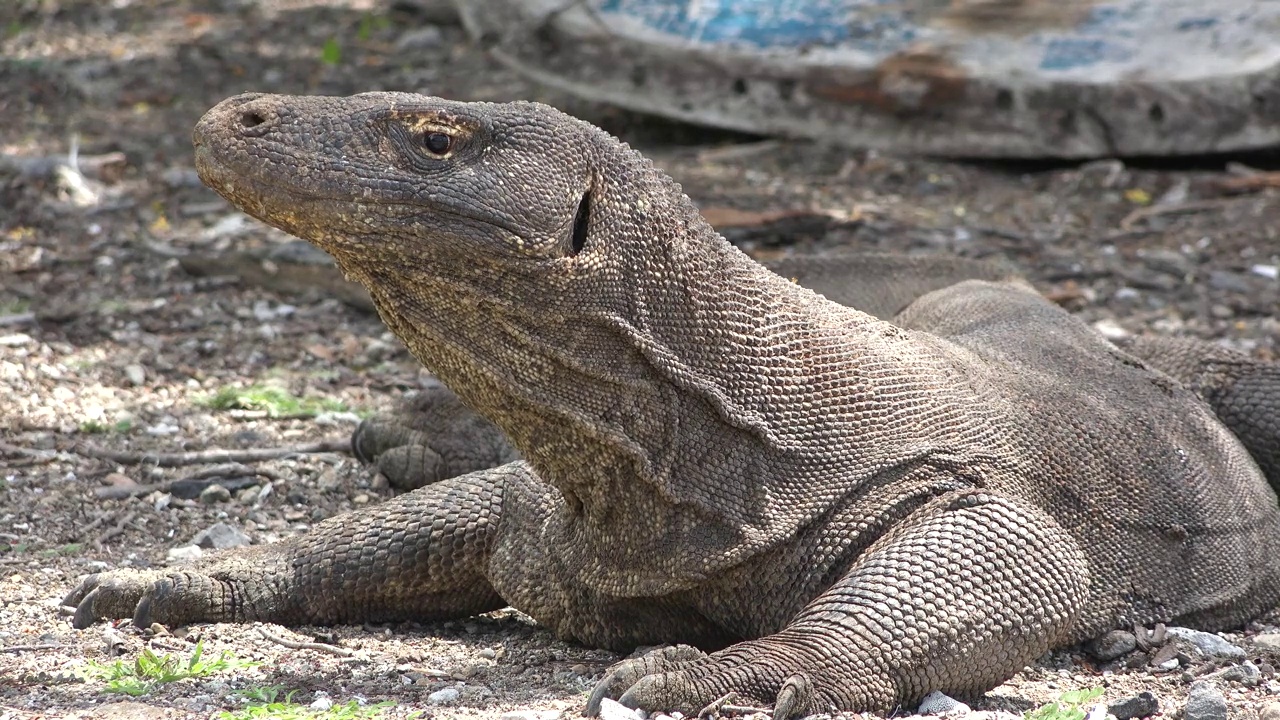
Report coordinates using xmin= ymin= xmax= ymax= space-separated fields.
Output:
xmin=422 ymin=131 xmax=452 ymax=155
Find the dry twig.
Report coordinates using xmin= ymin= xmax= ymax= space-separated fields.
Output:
xmin=1119 ymin=198 xmax=1240 ymax=231
xmin=0 ymin=644 xmax=64 ymax=653
xmin=94 ymin=511 xmax=139 ymax=548
xmin=76 ymin=440 xmax=349 ymax=467
xmin=257 ymin=626 xmax=354 ymax=657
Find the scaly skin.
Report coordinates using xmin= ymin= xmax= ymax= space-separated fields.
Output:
xmin=65 ymin=93 xmax=1280 ymax=718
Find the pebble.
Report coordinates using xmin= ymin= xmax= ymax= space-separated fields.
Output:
xmin=1088 ymin=629 xmax=1137 ymax=660
xmin=1108 ymin=691 xmax=1158 ymax=719
xmin=166 ymin=545 xmax=203 ymax=563
xmin=191 ymin=521 xmax=251 ymax=550
xmin=1252 ymin=632 xmax=1280 ymax=652
xmin=314 ymin=411 xmax=362 ymax=426
xmin=478 ymin=648 xmax=497 ymax=659
xmin=123 ymin=364 xmax=146 ymax=386
xmin=1251 ymin=263 xmax=1279 ymax=280
xmin=1211 ymin=660 xmax=1260 ymax=685
xmin=1260 ymin=701 xmax=1280 ymax=720
xmin=395 ymin=26 xmax=444 ymax=51
xmin=1183 ymin=680 xmax=1227 ymax=720
xmin=427 ymin=688 xmax=460 ymax=705
xmin=918 ymin=690 xmax=970 ymax=715
xmin=1091 ymin=319 xmax=1130 ymax=341
xmin=236 ymin=485 xmax=260 ymax=504
xmin=1165 ymin=627 xmax=1246 ymax=658
xmin=597 ymin=698 xmax=642 ymax=720
xmin=103 ymin=472 xmax=137 ymax=489
xmin=315 ymin=468 xmax=343 ymax=493
xmin=1207 ymin=269 xmax=1254 ymax=293
xmin=0 ymin=333 xmax=33 ymax=347
xmin=198 ymin=483 xmax=231 ymax=504
xmin=308 ymin=696 xmax=334 ymax=711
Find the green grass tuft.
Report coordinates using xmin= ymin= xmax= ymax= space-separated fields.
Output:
xmin=79 ymin=418 xmax=133 ymax=434
xmin=320 ymin=37 xmax=342 ymax=65
xmin=197 ymin=385 xmax=348 ymax=418
xmin=220 ymin=687 xmax=397 ymax=720
xmin=1025 ymin=688 xmax=1105 ymax=720
xmin=82 ymin=640 xmax=259 ymax=696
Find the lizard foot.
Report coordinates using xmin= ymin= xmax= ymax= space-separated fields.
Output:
xmin=586 ymin=642 xmax=831 ymax=720
xmin=63 ymin=569 xmax=242 ymax=629
xmin=351 ymin=384 xmax=516 ymax=490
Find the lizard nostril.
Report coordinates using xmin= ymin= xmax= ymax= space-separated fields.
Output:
xmin=239 ymin=111 xmax=267 ymax=129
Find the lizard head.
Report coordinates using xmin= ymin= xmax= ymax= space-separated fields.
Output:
xmin=192 ymin=92 xmax=651 ymax=269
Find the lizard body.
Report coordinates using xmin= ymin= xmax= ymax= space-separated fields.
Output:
xmin=66 ymin=93 xmax=1280 ymax=717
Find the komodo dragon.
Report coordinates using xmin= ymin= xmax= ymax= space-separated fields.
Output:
xmin=65 ymin=93 xmax=1280 ymax=718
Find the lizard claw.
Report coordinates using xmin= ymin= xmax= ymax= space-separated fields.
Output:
xmin=586 ymin=645 xmax=707 ymax=717
xmin=64 ymin=570 xmax=167 ymax=629
xmin=772 ymin=673 xmax=814 ymax=720
xmin=590 ymin=644 xmax=825 ymax=720
xmin=63 ymin=569 xmax=243 ymax=629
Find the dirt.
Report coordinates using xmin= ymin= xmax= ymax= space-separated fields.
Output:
xmin=1 ymin=1 xmax=1279 ymax=719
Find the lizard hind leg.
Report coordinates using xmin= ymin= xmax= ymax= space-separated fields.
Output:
xmin=1118 ymin=336 xmax=1280 ymax=490
xmin=588 ymin=489 xmax=1090 ymax=718
xmin=351 ymin=382 xmax=519 ymax=489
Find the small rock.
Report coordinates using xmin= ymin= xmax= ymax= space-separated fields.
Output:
xmin=103 ymin=473 xmax=137 ymax=489
xmin=0 ymin=333 xmax=33 ymax=347
xmin=146 ymin=423 xmax=180 ymax=436
xmin=1108 ymin=691 xmax=1158 ymax=719
xmin=166 ymin=544 xmax=203 ymax=563
xmin=236 ymin=485 xmax=260 ymax=504
xmin=478 ymin=648 xmax=497 ymax=660
xmin=199 ymin=484 xmax=231 ymax=504
xmin=1251 ymin=263 xmax=1279 ymax=280
xmin=1251 ymin=632 xmax=1280 ymax=652
xmin=395 ymin=26 xmax=444 ymax=51
xmin=1183 ymin=680 xmax=1227 ymax=720
xmin=1092 ymin=318 xmax=1130 ymax=341
xmin=1166 ymin=627 xmax=1246 ymax=658
xmin=500 ymin=712 xmax=559 ymax=720
xmin=191 ymin=522 xmax=251 ymax=550
xmin=427 ymin=688 xmax=460 ymax=705
xmin=1207 ymin=270 xmax=1254 ymax=293
xmin=314 ymin=411 xmax=362 ymax=426
xmin=1157 ymin=656 xmax=1180 ymax=671
xmin=597 ymin=698 xmax=642 ymax=720
xmin=123 ymin=364 xmax=146 ymax=386
xmin=1213 ymin=660 xmax=1260 ymax=685
xmin=1138 ymin=248 xmax=1193 ymax=278
xmin=309 ymin=696 xmax=334 ymax=711
xmin=1259 ymin=701 xmax=1280 ymax=720
xmin=918 ymin=690 xmax=970 ymax=715
xmin=1089 ymin=629 xmax=1138 ymax=660
xmin=315 ymin=468 xmax=343 ymax=493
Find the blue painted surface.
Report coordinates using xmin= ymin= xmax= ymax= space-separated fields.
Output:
xmin=595 ymin=0 xmax=1251 ymax=75
xmin=1038 ymin=38 xmax=1134 ymax=71
xmin=599 ymin=0 xmax=861 ymax=48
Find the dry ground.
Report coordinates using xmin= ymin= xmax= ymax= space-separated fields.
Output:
xmin=2 ymin=1 xmax=1280 ymax=719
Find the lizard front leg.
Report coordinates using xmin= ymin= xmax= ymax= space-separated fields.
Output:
xmin=351 ymin=383 xmax=518 ymax=489
xmin=64 ymin=463 xmax=529 ymax=629
xmin=588 ymin=489 xmax=1089 ymax=718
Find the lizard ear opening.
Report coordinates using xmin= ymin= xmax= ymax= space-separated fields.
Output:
xmin=569 ymin=189 xmax=591 ymax=256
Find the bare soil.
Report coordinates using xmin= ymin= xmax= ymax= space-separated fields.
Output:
xmin=2 ymin=1 xmax=1279 ymax=719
